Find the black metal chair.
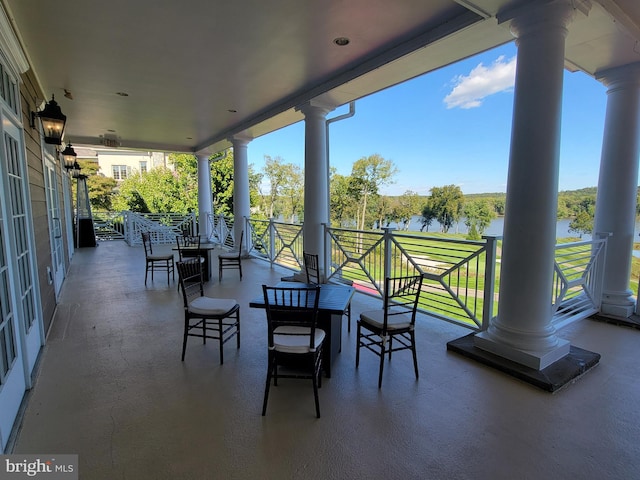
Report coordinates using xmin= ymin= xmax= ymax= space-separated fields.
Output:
xmin=141 ymin=231 xmax=175 ymax=285
xmin=261 ymin=284 xmax=323 ymax=418
xmin=177 ymin=258 xmax=240 ymax=364
xmin=303 ymin=251 xmax=320 ymax=284
xmin=218 ymin=230 xmax=243 ymax=281
xmin=176 ymin=233 xmax=206 ymax=280
xmin=304 ymin=251 xmax=352 ymax=333
xmin=356 ymin=274 xmax=423 ymax=388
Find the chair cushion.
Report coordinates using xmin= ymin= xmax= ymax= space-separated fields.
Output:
xmin=272 ymin=326 xmax=325 ymax=354
xmin=148 ymin=254 xmax=173 ymax=261
xmin=359 ymin=308 xmax=411 ymax=330
xmin=189 ymin=296 xmax=238 ymax=315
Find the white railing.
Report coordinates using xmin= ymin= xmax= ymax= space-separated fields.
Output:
xmin=124 ymin=211 xmax=196 ymax=245
xmin=552 ymin=235 xmax=608 ymax=329
xmin=114 ymin=212 xmax=609 ymax=332
xmin=92 ymin=211 xmax=126 ymax=241
xmin=247 ymin=218 xmax=303 ymax=270
xmin=206 ymin=213 xmax=235 ymax=247
xmin=326 ymin=227 xmax=499 ymax=330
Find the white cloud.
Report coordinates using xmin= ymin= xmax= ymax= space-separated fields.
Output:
xmin=443 ymin=55 xmax=516 ymax=109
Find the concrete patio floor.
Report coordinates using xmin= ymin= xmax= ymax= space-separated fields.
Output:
xmin=8 ymin=240 xmax=640 ymax=479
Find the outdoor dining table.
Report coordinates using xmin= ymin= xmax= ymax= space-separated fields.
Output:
xmin=249 ymin=281 xmax=355 ymax=378
xmin=172 ymin=242 xmax=217 ymax=281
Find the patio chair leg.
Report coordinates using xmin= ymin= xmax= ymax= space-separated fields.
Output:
xmin=411 ymin=331 xmax=419 ymax=380
xmin=262 ymin=356 xmax=274 ymax=416
xmin=378 ymin=342 xmax=386 ymax=389
xmin=181 ymin=318 xmax=189 ymax=361
xmin=355 ymin=323 xmax=361 ymax=368
xmin=219 ymin=319 xmax=224 ymax=365
xmin=236 ymin=313 xmax=241 ymax=349
xmin=312 ymin=371 xmax=321 ymax=418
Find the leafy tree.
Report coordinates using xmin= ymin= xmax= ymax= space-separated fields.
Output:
xmin=248 ymin=167 xmax=263 ymax=216
xmin=280 ymin=163 xmax=304 ymax=222
xmin=210 ymin=150 xmax=235 ymax=216
xmin=467 ymin=223 xmax=481 ymax=240
xmin=393 ymin=190 xmax=422 ymax=230
xmin=262 ymin=156 xmax=290 ymax=218
xmin=330 ymin=170 xmax=353 ymax=227
xmin=88 ymin=175 xmax=118 ymax=210
xmin=373 ymin=195 xmax=394 ymax=229
xmin=568 ymin=211 xmax=594 ymax=238
xmin=75 ymin=159 xmax=117 ymax=211
xmin=420 ymin=199 xmax=436 ymax=232
xmin=127 ymin=191 xmax=150 ymax=213
xmin=348 ymin=154 xmax=397 ymax=230
xmin=429 ymin=184 xmax=464 ymax=233
xmin=112 ymin=167 xmax=198 ymax=213
xmin=463 ymin=200 xmax=495 ymax=239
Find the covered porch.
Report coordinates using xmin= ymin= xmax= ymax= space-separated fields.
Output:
xmin=11 ymin=240 xmax=640 ymax=479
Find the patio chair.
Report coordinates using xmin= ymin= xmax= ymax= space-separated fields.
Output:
xmin=176 ymin=233 xmax=206 ymax=290
xmin=356 ymin=274 xmax=423 ymax=388
xmin=177 ymin=258 xmax=240 ymax=364
xmin=303 ymin=251 xmax=320 ymax=284
xmin=304 ymin=251 xmax=351 ymax=333
xmin=142 ymin=231 xmax=175 ymax=285
xmin=261 ymin=284 xmax=323 ymax=418
xmin=218 ymin=230 xmax=243 ymax=281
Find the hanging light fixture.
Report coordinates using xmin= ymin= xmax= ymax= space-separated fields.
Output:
xmin=61 ymin=143 xmax=77 ymax=170
xmin=36 ymin=95 xmax=67 ymax=145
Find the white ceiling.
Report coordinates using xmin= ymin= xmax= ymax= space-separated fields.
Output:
xmin=3 ymin=0 xmax=640 ymax=155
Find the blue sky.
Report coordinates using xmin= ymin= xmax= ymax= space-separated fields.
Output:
xmin=247 ymin=41 xmax=609 ymax=196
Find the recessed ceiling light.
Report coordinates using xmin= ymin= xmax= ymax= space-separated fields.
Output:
xmin=228 ymin=109 xmax=237 ymax=113
xmin=333 ymin=37 xmax=350 ymax=46
xmin=186 ymin=137 xmax=193 ymax=140
xmin=116 ymin=92 xmax=129 ymax=97
xmin=107 ymin=129 xmax=116 ymax=133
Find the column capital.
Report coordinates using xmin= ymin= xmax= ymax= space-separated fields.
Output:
xmin=498 ymin=0 xmax=589 ymax=40
xmin=228 ymin=134 xmax=252 ymax=148
xmin=296 ymin=99 xmax=336 ymax=118
xmin=595 ymin=62 xmax=640 ymax=92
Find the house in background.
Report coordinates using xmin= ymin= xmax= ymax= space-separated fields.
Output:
xmin=75 ymin=147 xmax=173 ymax=181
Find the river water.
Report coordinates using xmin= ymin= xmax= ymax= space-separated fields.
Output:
xmin=404 ymin=216 xmax=640 ymax=240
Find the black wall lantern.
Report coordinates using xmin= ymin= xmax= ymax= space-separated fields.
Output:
xmin=71 ymin=161 xmax=81 ymax=179
xmin=36 ymin=95 xmax=67 ymax=145
xmin=61 ymin=143 xmax=77 ymax=170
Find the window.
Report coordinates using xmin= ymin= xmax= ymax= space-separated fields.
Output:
xmin=0 ymin=63 xmax=17 ymax=113
xmin=112 ymin=165 xmax=129 ymax=180
xmin=139 ymin=161 xmax=147 ymax=174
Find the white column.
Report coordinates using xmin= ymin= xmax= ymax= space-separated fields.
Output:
xmin=593 ymin=63 xmax=640 ymax=317
xmin=197 ymin=154 xmax=212 ymax=240
xmin=475 ymin=0 xmax=583 ymax=370
xmin=230 ymin=135 xmax=251 ymax=254
xmin=297 ymin=100 xmax=335 ymax=279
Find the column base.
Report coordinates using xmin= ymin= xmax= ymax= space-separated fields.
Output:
xmin=447 ymin=333 xmax=600 ymax=392
xmin=474 ymin=331 xmax=570 ymax=370
xmin=599 ymin=302 xmax=635 ymax=318
xmin=281 ymin=271 xmax=307 ymax=283
xmin=600 ymin=290 xmax=635 ymax=318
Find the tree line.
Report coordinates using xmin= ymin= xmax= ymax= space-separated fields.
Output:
xmin=81 ymin=150 xmax=632 ymax=239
